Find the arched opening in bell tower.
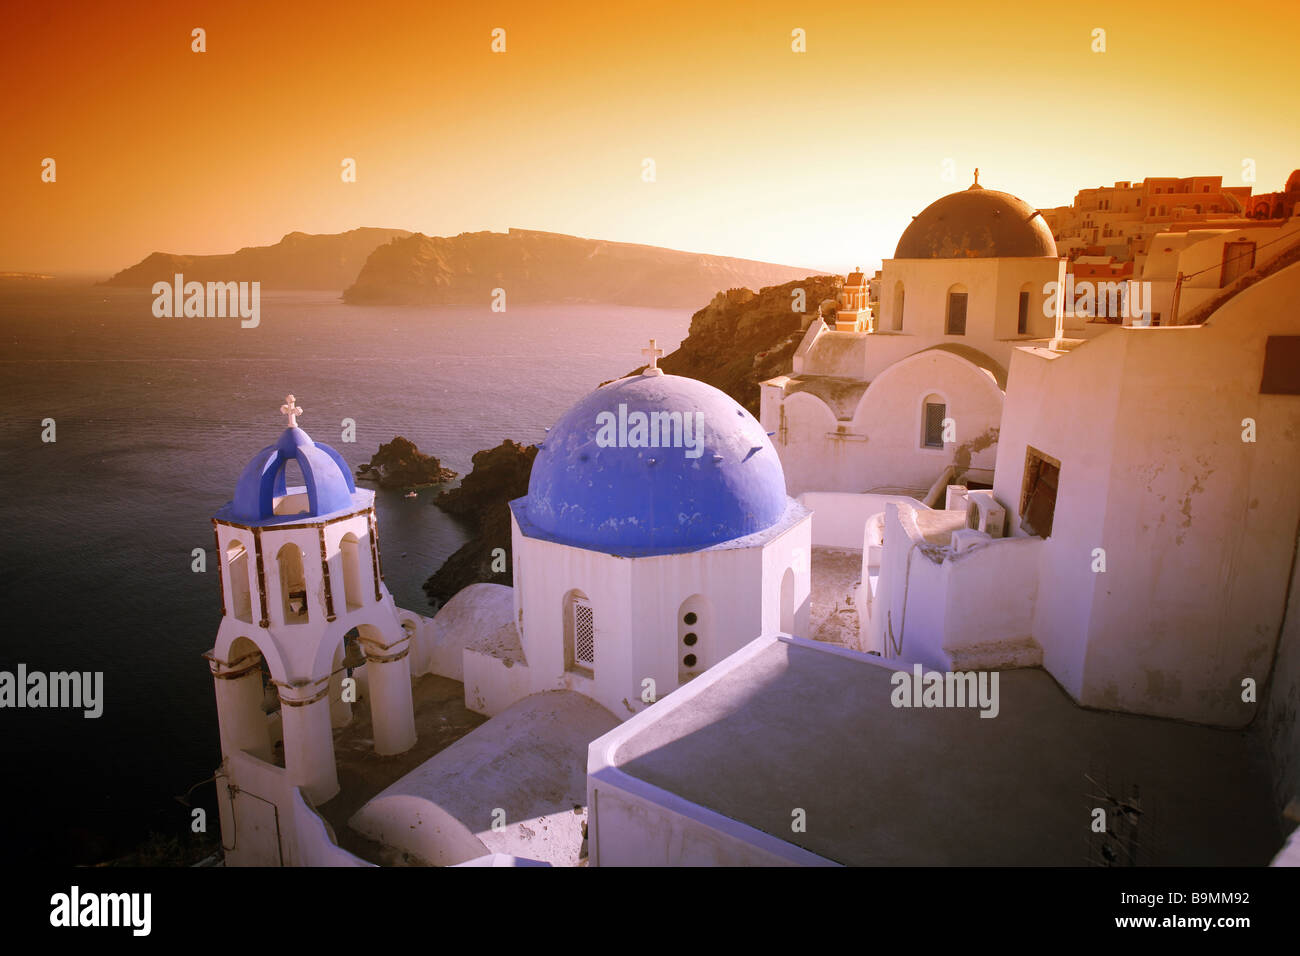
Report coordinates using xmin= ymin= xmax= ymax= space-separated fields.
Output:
xmin=340 ymin=532 xmax=364 ymax=611
xmin=218 ymin=636 xmax=282 ymax=768
xmin=225 ymin=541 xmax=253 ymax=623
xmin=276 ymin=543 xmax=310 ymax=624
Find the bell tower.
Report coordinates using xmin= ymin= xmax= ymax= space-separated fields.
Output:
xmin=206 ymin=395 xmax=418 ymax=865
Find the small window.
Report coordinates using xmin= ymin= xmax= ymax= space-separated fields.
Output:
xmin=572 ymin=599 xmax=594 ymax=667
xmin=679 ymin=596 xmax=708 ymax=683
xmin=565 ymin=591 xmax=594 ymax=674
xmin=946 ymin=292 xmax=967 ymax=335
xmin=1018 ymin=291 xmax=1029 ymax=335
xmin=1019 ymin=448 xmax=1061 ymax=538
xmin=923 ymin=401 xmax=946 ymax=449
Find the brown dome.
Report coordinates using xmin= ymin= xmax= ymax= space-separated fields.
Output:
xmin=895 ymin=183 xmax=1058 ymax=259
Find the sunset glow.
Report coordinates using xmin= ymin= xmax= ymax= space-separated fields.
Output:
xmin=5 ymin=0 xmax=1298 ymax=275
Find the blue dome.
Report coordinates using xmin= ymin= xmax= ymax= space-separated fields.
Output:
xmin=524 ymin=372 xmax=789 ymax=555
xmin=231 ymin=426 xmax=357 ymax=522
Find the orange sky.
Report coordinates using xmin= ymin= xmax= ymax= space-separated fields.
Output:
xmin=3 ymin=0 xmax=1298 ymax=276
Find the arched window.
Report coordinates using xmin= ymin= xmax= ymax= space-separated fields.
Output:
xmin=340 ymin=533 xmax=363 ymax=611
xmin=276 ymin=542 xmax=309 ymax=624
xmin=945 ymin=285 xmax=968 ymax=335
xmin=678 ymin=595 xmax=710 ymax=684
xmin=564 ymin=590 xmax=594 ymax=676
xmin=779 ymin=568 xmax=796 ymax=634
xmin=893 ymin=281 xmax=905 ymax=331
xmin=225 ymin=540 xmax=252 ymax=623
xmin=921 ymin=393 xmax=947 ymax=449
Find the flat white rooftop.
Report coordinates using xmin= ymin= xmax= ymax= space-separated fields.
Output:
xmin=593 ymin=636 xmax=1279 ymax=865
xmin=352 ymin=690 xmax=618 ymax=866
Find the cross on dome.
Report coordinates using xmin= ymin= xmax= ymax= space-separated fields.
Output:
xmin=973 ymin=167 xmax=980 ymax=186
xmin=280 ymin=394 xmax=304 ymax=428
xmin=641 ymin=338 xmax=665 ymax=376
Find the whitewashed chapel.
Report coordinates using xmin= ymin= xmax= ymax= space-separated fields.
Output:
xmin=206 ymin=178 xmax=1300 ymax=867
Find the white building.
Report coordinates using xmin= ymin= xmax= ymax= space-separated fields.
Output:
xmin=761 ymin=173 xmax=1087 ymax=498
xmin=1134 ymin=214 xmax=1300 ymax=326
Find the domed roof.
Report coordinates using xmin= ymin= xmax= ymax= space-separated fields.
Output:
xmin=1285 ymin=169 xmax=1300 ymax=193
xmin=523 ymin=370 xmax=789 ymax=555
xmin=895 ymin=177 xmax=1057 ymax=260
xmin=231 ymin=408 xmax=356 ymax=523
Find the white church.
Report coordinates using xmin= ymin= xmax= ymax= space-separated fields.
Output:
xmin=206 ymin=175 xmax=1300 ymax=867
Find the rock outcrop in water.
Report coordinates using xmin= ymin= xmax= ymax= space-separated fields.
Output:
xmin=102 ymin=228 xmax=412 ymax=289
xmin=343 ymin=228 xmax=817 ymax=309
xmin=356 ymin=436 xmax=457 ymax=489
xmin=423 ymin=440 xmax=538 ymax=607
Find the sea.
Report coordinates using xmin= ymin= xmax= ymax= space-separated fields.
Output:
xmin=0 ymin=284 xmax=691 ymax=865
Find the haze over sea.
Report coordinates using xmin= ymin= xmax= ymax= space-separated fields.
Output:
xmin=0 ymin=285 xmax=689 ymax=865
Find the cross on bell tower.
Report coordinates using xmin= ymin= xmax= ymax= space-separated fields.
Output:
xmin=280 ymin=394 xmax=304 ymax=428
xmin=641 ymin=339 xmax=665 ymax=376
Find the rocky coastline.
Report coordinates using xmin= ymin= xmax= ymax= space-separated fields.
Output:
xmin=422 ymin=440 xmax=538 ymax=607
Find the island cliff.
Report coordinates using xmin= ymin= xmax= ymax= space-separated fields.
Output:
xmin=102 ymin=228 xmax=412 ymax=289
xmin=343 ymin=228 xmax=817 ymax=308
